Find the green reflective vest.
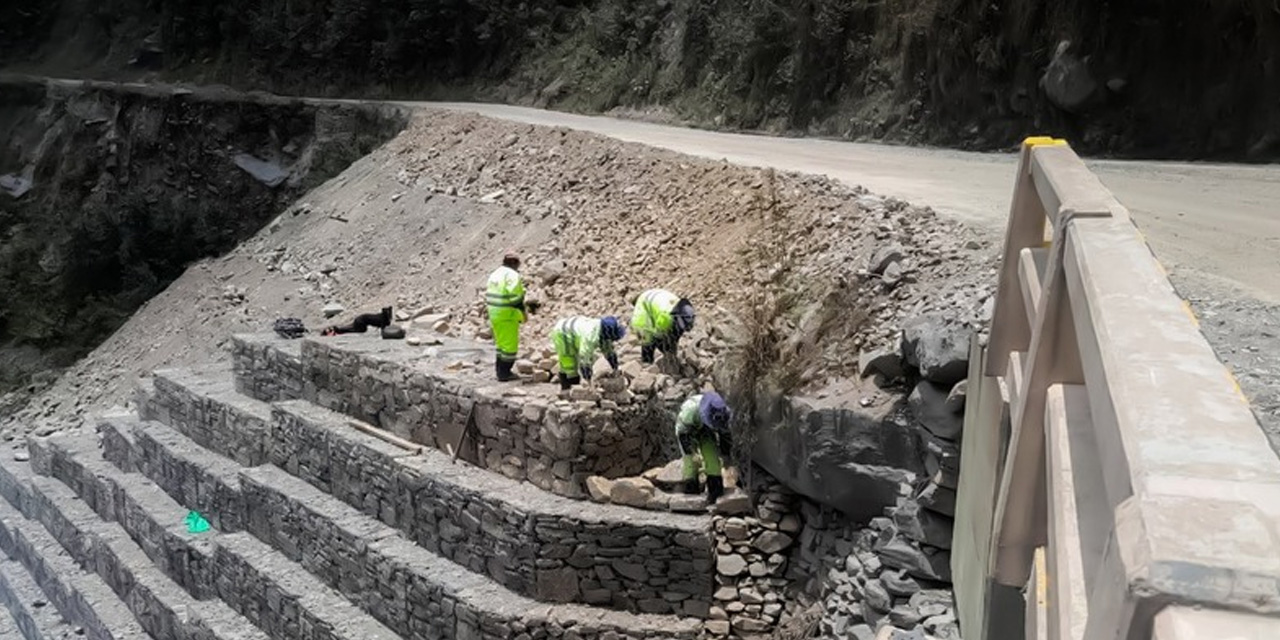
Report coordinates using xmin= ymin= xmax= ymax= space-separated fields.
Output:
xmin=486 ymin=266 xmax=525 ymax=322
xmin=551 ymin=316 xmax=615 ymax=364
xmin=676 ymin=394 xmax=704 ymax=434
xmin=630 ymin=289 xmax=680 ymax=342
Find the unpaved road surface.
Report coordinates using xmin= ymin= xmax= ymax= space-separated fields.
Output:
xmin=422 ymin=102 xmax=1280 ymax=304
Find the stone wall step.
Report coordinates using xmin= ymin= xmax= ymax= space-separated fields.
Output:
xmin=0 ymin=471 xmax=153 ymax=640
xmin=230 ymin=334 xmax=676 ymax=498
xmin=0 ymin=553 xmax=82 ymax=640
xmin=61 ymin=425 xmax=701 ymax=640
xmin=125 ymin=369 xmax=718 ymax=615
xmin=30 ymin=434 xmax=399 ymax=640
xmin=270 ymin=400 xmax=716 ymax=615
xmin=0 ymin=454 xmax=270 ymax=640
xmin=142 ymin=364 xmax=273 ymax=466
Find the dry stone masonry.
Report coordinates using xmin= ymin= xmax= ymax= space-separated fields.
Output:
xmin=0 ymin=330 xmax=722 ymax=640
xmin=232 ymin=333 xmax=677 ymax=498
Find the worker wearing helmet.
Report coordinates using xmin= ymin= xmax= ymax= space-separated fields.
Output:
xmin=485 ymin=252 xmax=532 ymax=381
xmin=675 ymin=391 xmax=733 ymax=504
xmin=550 ymin=315 xmax=626 ymax=390
xmin=630 ymin=288 xmax=695 ymax=364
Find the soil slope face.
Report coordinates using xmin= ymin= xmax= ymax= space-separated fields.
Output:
xmin=4 ymin=0 xmax=1280 ymax=160
xmin=1 ymin=109 xmax=993 ymax=441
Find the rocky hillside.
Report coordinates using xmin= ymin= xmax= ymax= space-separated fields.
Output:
xmin=0 ymin=78 xmax=406 ymax=396
xmin=4 ymin=0 xmax=1278 ymax=160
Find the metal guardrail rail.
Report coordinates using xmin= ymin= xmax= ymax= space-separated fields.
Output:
xmin=952 ymin=138 xmax=1280 ymax=639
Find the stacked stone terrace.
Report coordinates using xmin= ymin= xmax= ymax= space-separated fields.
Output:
xmin=0 ymin=332 xmax=719 ymax=640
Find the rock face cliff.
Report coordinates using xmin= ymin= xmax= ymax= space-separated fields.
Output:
xmin=0 ymin=78 xmax=405 ymax=393
xmin=4 ymin=0 xmax=1278 ymax=160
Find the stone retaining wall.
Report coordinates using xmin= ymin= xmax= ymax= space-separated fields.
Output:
xmin=272 ymin=400 xmax=716 ymax=616
xmin=230 ymin=334 xmax=305 ymax=403
xmin=38 ymin=430 xmax=700 ymax=640
xmin=231 ymin=333 xmax=675 ymax=498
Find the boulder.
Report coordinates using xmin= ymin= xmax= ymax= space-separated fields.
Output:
xmin=901 ymin=316 xmax=972 ymax=385
xmin=908 ymin=380 xmax=964 ymax=441
xmin=1041 ymin=40 xmax=1098 ymax=114
xmin=869 ymin=244 xmax=905 ymax=276
xmin=629 ymin=372 xmax=659 ymax=395
xmin=537 ymin=258 xmax=567 ymax=286
xmin=859 ymin=348 xmax=905 ymax=381
xmin=917 ymin=478 xmax=956 ymax=517
xmin=610 ymin=478 xmax=655 ymax=508
xmin=716 ymin=554 xmax=748 ymax=577
xmin=863 ymin=579 xmax=892 ymax=613
xmin=880 ymin=569 xmax=921 ymax=597
xmin=585 ymin=476 xmax=614 ymax=502
xmin=668 ymin=495 xmax=708 ymax=513
xmin=945 ymin=379 xmax=967 ymax=414
xmin=923 ymin=435 xmax=961 ymax=480
xmin=891 ymin=500 xmax=954 ymax=550
xmin=713 ymin=490 xmax=752 ymax=516
xmin=877 ymin=534 xmax=952 ymax=582
xmin=642 ymin=459 xmax=688 ymax=491
xmin=753 ymin=531 xmax=794 ymax=554
xmin=722 ymin=519 xmax=750 ymax=541
xmin=750 ymin=395 xmax=922 ymax=521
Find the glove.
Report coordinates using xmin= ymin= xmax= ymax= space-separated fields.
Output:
xmin=606 ymin=353 xmax=619 ymax=371
xmin=525 ymin=299 xmax=542 ymax=314
xmin=580 ymin=365 xmax=593 ymax=382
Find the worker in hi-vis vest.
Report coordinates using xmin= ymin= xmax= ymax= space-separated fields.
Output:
xmin=549 ymin=316 xmax=626 ymax=390
xmin=675 ymin=390 xmax=733 ymax=504
xmin=485 ymin=252 xmax=539 ymax=381
xmin=629 ymin=288 xmax=695 ymax=364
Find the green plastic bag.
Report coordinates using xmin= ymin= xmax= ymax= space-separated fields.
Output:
xmin=185 ymin=511 xmax=211 ymax=534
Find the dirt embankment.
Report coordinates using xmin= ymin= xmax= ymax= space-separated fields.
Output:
xmin=5 ymin=0 xmax=1280 ymax=160
xmin=2 ymin=108 xmax=993 ymax=442
xmin=0 ymin=78 xmax=406 ymax=397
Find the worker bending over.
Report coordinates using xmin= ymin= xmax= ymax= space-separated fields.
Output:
xmin=630 ymin=289 xmax=695 ymax=364
xmin=485 ymin=252 xmax=539 ymax=381
xmin=675 ymin=391 xmax=733 ymax=504
xmin=550 ymin=316 xmax=625 ymax=389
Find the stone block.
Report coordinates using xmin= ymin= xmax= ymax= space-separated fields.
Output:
xmin=585 ymin=476 xmax=614 ymax=502
xmin=608 ymin=478 xmax=655 ymax=508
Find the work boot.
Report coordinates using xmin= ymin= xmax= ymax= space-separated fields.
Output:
xmin=558 ymin=373 xmax=581 ymax=390
xmin=641 ymin=344 xmax=656 ymax=365
xmin=496 ymin=358 xmax=519 ymax=382
xmin=705 ymin=475 xmax=725 ymax=505
xmin=682 ymin=478 xmax=701 ymax=495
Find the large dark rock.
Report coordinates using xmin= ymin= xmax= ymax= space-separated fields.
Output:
xmin=1041 ymin=40 xmax=1099 ymax=114
xmin=751 ymin=395 xmax=923 ymax=521
xmin=901 ymin=316 xmax=972 ymax=385
xmin=917 ymin=477 xmax=957 ymax=517
xmin=877 ymin=533 xmax=952 ymax=582
xmin=907 ymin=380 xmax=964 ymax=441
xmin=890 ymin=500 xmax=954 ymax=550
xmin=859 ymin=348 xmax=905 ymax=381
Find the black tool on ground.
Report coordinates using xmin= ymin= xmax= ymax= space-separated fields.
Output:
xmin=325 ymin=306 xmax=393 ymax=335
xmin=272 ymin=318 xmax=307 ymax=339
xmin=381 ymin=325 xmax=406 ymax=340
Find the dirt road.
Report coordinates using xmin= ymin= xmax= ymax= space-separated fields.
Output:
xmin=422 ymin=102 xmax=1280 ymax=303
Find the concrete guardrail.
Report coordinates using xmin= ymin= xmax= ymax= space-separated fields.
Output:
xmin=951 ymin=138 xmax=1280 ymax=640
